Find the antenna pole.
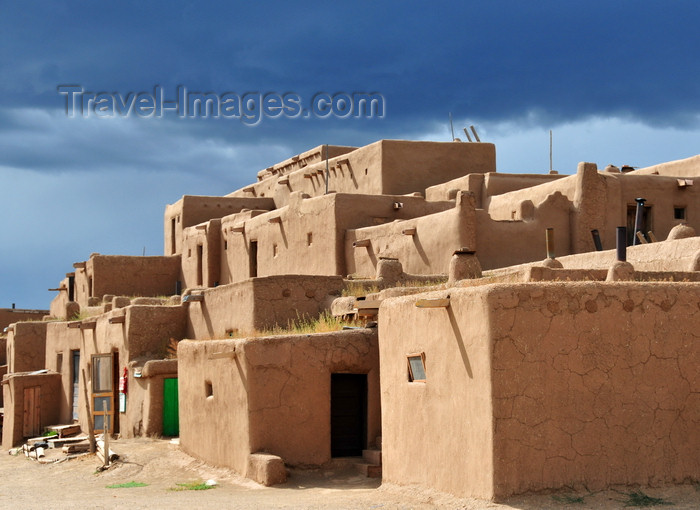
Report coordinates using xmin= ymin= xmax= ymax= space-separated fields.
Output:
xmin=549 ymin=130 xmax=553 ymax=173
xmin=324 ymin=144 xmax=329 ymax=194
xmin=449 ymin=113 xmax=455 ymax=141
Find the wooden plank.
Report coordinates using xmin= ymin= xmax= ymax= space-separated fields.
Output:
xmin=415 ymin=298 xmax=450 ymax=308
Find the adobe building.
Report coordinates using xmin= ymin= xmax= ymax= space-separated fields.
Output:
xmin=178 ymin=328 xmax=380 ymax=485
xmin=1 ymin=138 xmax=698 ymax=502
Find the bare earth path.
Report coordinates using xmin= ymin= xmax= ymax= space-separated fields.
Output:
xmin=0 ymin=438 xmax=697 ymax=509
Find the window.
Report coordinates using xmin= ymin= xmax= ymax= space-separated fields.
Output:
xmin=56 ymin=352 xmax=63 ymax=373
xmin=307 ymin=232 xmax=313 ymax=246
xmin=205 ymin=381 xmax=213 ymax=398
xmin=92 ymin=354 xmax=113 ymax=393
xmin=674 ymin=207 xmax=686 ymax=220
xmin=407 ymin=353 xmax=426 ymax=382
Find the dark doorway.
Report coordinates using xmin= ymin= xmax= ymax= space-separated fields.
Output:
xmin=249 ymin=241 xmax=258 ymax=278
xmin=330 ymin=373 xmax=367 ymax=457
xmin=627 ymin=204 xmax=653 ymax=245
xmin=196 ymin=244 xmax=204 ymax=286
xmin=71 ymin=350 xmax=80 ymax=421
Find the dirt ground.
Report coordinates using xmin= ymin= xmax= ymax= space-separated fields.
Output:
xmin=0 ymin=437 xmax=698 ymax=509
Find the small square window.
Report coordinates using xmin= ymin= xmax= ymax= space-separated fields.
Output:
xmin=407 ymin=353 xmax=426 ymax=382
xmin=674 ymin=207 xmax=686 ymax=220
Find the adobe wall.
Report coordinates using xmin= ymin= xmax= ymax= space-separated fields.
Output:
xmin=0 ymin=309 xmax=48 ymax=331
xmin=180 ymin=219 xmax=221 ymax=289
xmin=49 ymin=275 xmax=77 ymax=320
xmin=426 ymin=172 xmax=564 ymax=206
xmin=345 ymin=192 xmax=476 ymax=277
xmin=185 ymin=275 xmax=344 ymax=339
xmin=227 ymin=141 xmax=495 ymax=208
xmin=0 ymin=364 xmax=5 ymax=406
xmin=252 ymin=144 xmax=356 ymax=184
xmin=476 ymin=191 xmax=572 ymax=270
xmin=486 ymin=164 xmax=699 ymax=255
xmin=0 ymin=336 xmax=6 ymax=366
xmin=219 ymin=192 xmax=453 ymax=284
xmin=488 ymin=282 xmax=699 ymax=497
xmin=379 ymin=289 xmax=496 ymax=500
xmin=2 ymin=372 xmax=62 ymax=449
xmin=43 ymin=305 xmax=186 ymax=438
xmin=164 ymin=195 xmax=275 ymax=256
xmin=74 ymin=255 xmax=181 ymax=306
xmin=178 ymin=338 xmax=252 ymax=474
xmin=379 ymin=281 xmax=700 ymax=500
xmin=178 ymin=328 xmax=380 ymax=475
xmin=44 ymin=322 xmax=82 ymax=425
xmin=6 ymin=322 xmax=48 ymax=374
xmin=631 ymin=154 xmax=700 ymax=178
xmin=129 ymin=359 xmax=178 ymax=437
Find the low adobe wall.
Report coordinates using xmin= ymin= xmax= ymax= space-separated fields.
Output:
xmin=128 ymin=359 xmax=178 ymax=437
xmin=485 ymin=236 xmax=700 ymax=278
xmin=2 ymin=372 xmax=61 ymax=449
xmin=6 ymin=322 xmax=48 ymax=374
xmin=74 ymin=255 xmax=181 ymax=307
xmin=631 ymin=154 xmax=700 ymax=178
xmin=345 ymin=192 xmax=475 ymax=277
xmin=178 ymin=328 xmax=379 ymax=479
xmin=379 ymin=281 xmax=700 ymax=500
xmin=0 ymin=309 xmax=48 ymax=331
xmin=185 ymin=275 xmax=344 ymax=339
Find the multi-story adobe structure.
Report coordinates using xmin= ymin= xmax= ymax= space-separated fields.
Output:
xmin=2 ymin=139 xmax=698 ymax=500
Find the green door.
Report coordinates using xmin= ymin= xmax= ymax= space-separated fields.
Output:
xmin=163 ymin=378 xmax=179 ymax=436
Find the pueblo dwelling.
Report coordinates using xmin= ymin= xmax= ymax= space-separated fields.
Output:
xmin=1 ymin=139 xmax=699 ymax=500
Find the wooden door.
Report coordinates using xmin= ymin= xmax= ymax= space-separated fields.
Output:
xmin=162 ymin=378 xmax=179 ymax=436
xmin=91 ymin=354 xmax=114 ymax=434
xmin=71 ymin=350 xmax=80 ymax=421
xmin=23 ymin=386 xmax=41 ymax=438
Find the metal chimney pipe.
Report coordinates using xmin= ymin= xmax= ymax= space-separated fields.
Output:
xmin=545 ymin=228 xmax=555 ymax=259
xmin=632 ymin=198 xmax=646 ymax=245
xmin=616 ymin=227 xmax=627 ymax=261
xmin=591 ymin=229 xmax=603 ymax=251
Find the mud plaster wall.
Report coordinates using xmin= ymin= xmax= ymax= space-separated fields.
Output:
xmin=75 ymin=256 xmax=181 ymax=306
xmin=0 ymin=337 xmax=6 ymax=366
xmin=164 ymin=195 xmax=275 ymax=256
xmin=227 ymin=141 xmax=494 ymax=208
xmin=178 ymin=339 xmax=251 ymax=474
xmin=180 ymin=219 xmax=221 ymax=289
xmin=49 ymin=276 xmax=73 ymax=319
xmin=380 ymin=282 xmax=700 ymax=500
xmin=42 ymin=306 xmax=185 ymax=438
xmin=426 ymin=172 xmax=564 ymax=205
xmin=489 ymin=282 xmax=700 ymax=497
xmin=476 ymin=191 xmax=572 ymax=270
xmin=345 ymin=192 xmax=476 ymax=277
xmin=221 ymin=192 xmax=453 ymax=283
xmin=178 ymin=329 xmax=380 ymax=474
xmin=2 ymin=373 xmax=61 ymax=448
xmin=44 ymin=322 xmax=82 ymax=425
xmin=129 ymin=360 xmax=177 ymax=437
xmin=379 ymin=289 xmax=495 ymax=500
xmin=0 ymin=309 xmax=48 ymax=331
xmin=631 ymin=154 xmax=700 ymax=178
xmin=185 ymin=275 xmax=343 ymax=339
xmin=7 ymin=322 xmax=48 ymax=374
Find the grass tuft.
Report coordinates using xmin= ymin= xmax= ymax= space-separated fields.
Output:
xmin=230 ymin=311 xmax=355 ymax=339
xmin=618 ymin=490 xmax=672 ymax=507
xmin=170 ymin=480 xmax=216 ymax=491
xmin=106 ymin=481 xmax=149 ymax=488
xmin=552 ymin=493 xmax=585 ymax=504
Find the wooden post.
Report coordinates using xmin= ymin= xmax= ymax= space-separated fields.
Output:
xmin=102 ymin=399 xmax=110 ymax=468
xmin=81 ymin=369 xmax=96 ymax=454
